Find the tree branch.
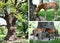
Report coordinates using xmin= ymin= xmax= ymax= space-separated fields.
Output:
xmin=15 ymin=0 xmax=17 ymax=5
xmin=5 ymin=0 xmax=8 ymax=3
xmin=3 ymin=9 xmax=9 ymax=20
xmin=16 ymin=7 xmax=22 ymax=13
xmin=16 ymin=0 xmax=27 ymax=7
xmin=3 ymin=9 xmax=9 ymax=16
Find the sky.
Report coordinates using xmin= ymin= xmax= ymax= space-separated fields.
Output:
xmin=32 ymin=0 xmax=41 ymax=5
xmin=0 ymin=18 xmax=7 ymax=25
xmin=32 ymin=0 xmax=55 ymax=6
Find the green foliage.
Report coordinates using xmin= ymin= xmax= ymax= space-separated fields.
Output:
xmin=0 ymin=1 xmax=3 ymax=7
xmin=20 ymin=3 xmax=28 ymax=14
xmin=14 ymin=13 xmax=26 ymax=22
xmin=0 ymin=1 xmax=11 ymax=8
xmin=10 ymin=7 xmax=17 ymax=13
xmin=11 ymin=0 xmax=15 ymax=4
xmin=0 ymin=27 xmax=7 ymax=35
xmin=16 ymin=20 xmax=28 ymax=34
xmin=30 ymin=39 xmax=60 ymax=43
xmin=0 ymin=0 xmax=28 ymax=22
xmin=15 ymin=2 xmax=28 ymax=22
xmin=14 ymin=0 xmax=28 ymax=36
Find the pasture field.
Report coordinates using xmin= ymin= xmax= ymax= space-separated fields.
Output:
xmin=38 ymin=9 xmax=60 ymax=21
xmin=30 ymin=39 xmax=60 ymax=43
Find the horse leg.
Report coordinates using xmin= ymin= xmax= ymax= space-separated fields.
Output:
xmin=33 ymin=31 xmax=37 ymax=40
xmin=38 ymin=32 xmax=43 ymax=40
xmin=33 ymin=31 xmax=38 ymax=43
xmin=34 ymin=6 xmax=41 ymax=21
xmin=34 ymin=12 xmax=40 ymax=21
xmin=33 ymin=35 xmax=36 ymax=43
xmin=48 ymin=34 xmax=51 ymax=40
xmin=55 ymin=34 xmax=57 ymax=40
xmin=52 ymin=33 xmax=55 ymax=39
xmin=36 ymin=13 xmax=41 ymax=21
xmin=54 ymin=9 xmax=58 ymax=20
xmin=55 ymin=32 xmax=58 ymax=40
xmin=44 ymin=10 xmax=47 ymax=20
xmin=41 ymin=32 xmax=44 ymax=40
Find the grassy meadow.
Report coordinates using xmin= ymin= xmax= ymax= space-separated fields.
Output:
xmin=30 ymin=39 xmax=60 ymax=43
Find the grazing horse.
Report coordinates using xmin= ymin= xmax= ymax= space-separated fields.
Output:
xmin=33 ymin=28 xmax=46 ymax=40
xmin=45 ymin=28 xmax=59 ymax=40
xmin=34 ymin=2 xmax=59 ymax=20
xmin=33 ymin=28 xmax=59 ymax=40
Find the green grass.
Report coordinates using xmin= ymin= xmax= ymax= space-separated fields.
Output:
xmin=38 ymin=9 xmax=60 ymax=21
xmin=30 ymin=39 xmax=60 ymax=43
xmin=30 ymin=40 xmax=48 ymax=43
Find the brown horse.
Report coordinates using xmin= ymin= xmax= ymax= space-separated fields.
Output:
xmin=33 ymin=28 xmax=59 ymax=40
xmin=34 ymin=2 xmax=59 ymax=20
xmin=33 ymin=28 xmax=46 ymax=39
xmin=45 ymin=28 xmax=59 ymax=40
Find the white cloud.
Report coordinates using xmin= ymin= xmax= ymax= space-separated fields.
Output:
xmin=0 ymin=18 xmax=7 ymax=25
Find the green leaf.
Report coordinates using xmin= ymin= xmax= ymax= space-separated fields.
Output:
xmin=14 ymin=13 xmax=27 ymax=22
xmin=0 ymin=8 xmax=3 ymax=14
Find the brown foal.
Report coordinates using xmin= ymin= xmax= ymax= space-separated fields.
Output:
xmin=33 ymin=28 xmax=46 ymax=39
xmin=34 ymin=2 xmax=59 ymax=20
xmin=33 ymin=28 xmax=58 ymax=40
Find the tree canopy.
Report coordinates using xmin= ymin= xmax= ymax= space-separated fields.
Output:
xmin=0 ymin=0 xmax=28 ymax=41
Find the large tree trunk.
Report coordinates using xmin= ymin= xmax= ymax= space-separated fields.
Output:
xmin=4 ymin=14 xmax=17 ymax=41
xmin=4 ymin=25 xmax=17 ymax=41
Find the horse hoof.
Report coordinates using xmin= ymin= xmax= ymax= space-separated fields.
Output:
xmin=49 ymin=38 xmax=50 ymax=40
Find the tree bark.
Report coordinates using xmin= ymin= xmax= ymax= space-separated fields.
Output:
xmin=4 ymin=13 xmax=17 ymax=41
xmin=4 ymin=25 xmax=17 ymax=41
